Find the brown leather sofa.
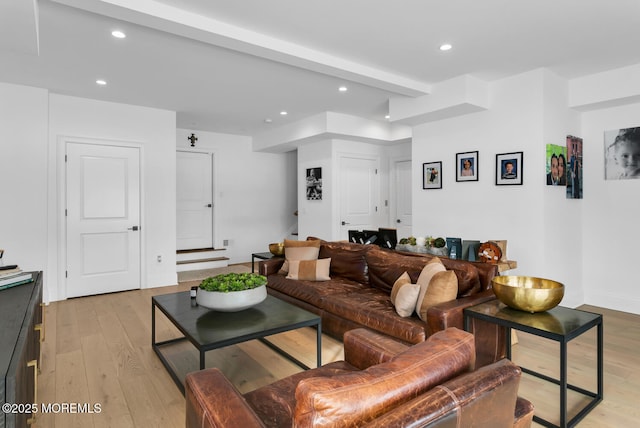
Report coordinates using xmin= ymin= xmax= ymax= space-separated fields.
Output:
xmin=185 ymin=328 xmax=534 ymax=428
xmin=260 ymin=240 xmax=505 ymax=367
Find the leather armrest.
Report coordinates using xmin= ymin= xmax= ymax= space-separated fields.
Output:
xmin=259 ymin=258 xmax=285 ymax=276
xmin=426 ymin=291 xmax=506 ymax=367
xmin=343 ymin=328 xmax=410 ymax=370
xmin=185 ymin=368 xmax=266 ymax=428
xmin=425 ymin=289 xmax=497 ymax=336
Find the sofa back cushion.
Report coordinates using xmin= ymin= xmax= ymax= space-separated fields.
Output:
xmin=318 ymin=241 xmax=369 ymax=284
xmin=365 ymin=246 xmax=481 ymax=296
xmin=293 ymin=327 xmax=475 ymax=428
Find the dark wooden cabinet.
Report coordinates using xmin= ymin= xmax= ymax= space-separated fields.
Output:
xmin=1 ymin=272 xmax=43 ymax=428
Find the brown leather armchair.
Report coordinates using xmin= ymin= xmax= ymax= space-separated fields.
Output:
xmin=185 ymin=328 xmax=533 ymax=428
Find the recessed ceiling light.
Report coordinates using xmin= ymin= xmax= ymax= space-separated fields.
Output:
xmin=385 ymin=115 xmax=390 ymax=120
xmin=264 ymin=118 xmax=273 ymax=123
xmin=111 ymin=30 xmax=126 ymax=39
xmin=280 ymin=111 xmax=288 ymax=116
xmin=338 ymin=86 xmax=348 ymax=92
xmin=439 ymin=43 xmax=452 ymax=51
xmin=96 ymin=79 xmax=107 ymax=86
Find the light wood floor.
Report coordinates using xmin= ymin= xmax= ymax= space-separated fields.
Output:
xmin=36 ymin=279 xmax=639 ymax=427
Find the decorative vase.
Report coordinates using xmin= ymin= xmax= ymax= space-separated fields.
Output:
xmin=196 ymin=285 xmax=267 ymax=312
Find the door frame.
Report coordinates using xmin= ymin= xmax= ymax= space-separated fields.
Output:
xmin=56 ymin=136 xmax=145 ymax=301
xmin=176 ymin=149 xmax=216 ymax=249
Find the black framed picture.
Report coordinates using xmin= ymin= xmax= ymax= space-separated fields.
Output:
xmin=496 ymin=152 xmax=523 ymax=185
xmin=456 ymin=151 xmax=479 ymax=182
xmin=423 ymin=161 xmax=442 ymax=189
xmin=306 ymin=167 xmax=322 ymax=200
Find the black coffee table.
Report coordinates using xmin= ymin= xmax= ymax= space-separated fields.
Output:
xmin=152 ymin=292 xmax=322 ymax=393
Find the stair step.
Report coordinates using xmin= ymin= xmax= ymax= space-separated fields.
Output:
xmin=177 ymin=257 xmax=229 ymax=265
xmin=176 ymin=257 xmax=229 ymax=272
xmin=177 ymin=248 xmax=226 ymax=262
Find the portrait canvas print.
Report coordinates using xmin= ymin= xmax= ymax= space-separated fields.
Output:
xmin=604 ymin=127 xmax=640 ymax=180
xmin=566 ymin=135 xmax=583 ymax=199
xmin=306 ymin=167 xmax=322 ymax=200
xmin=546 ymin=144 xmax=567 ymax=186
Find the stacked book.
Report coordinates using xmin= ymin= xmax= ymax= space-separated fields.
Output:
xmin=0 ymin=265 xmax=33 ymax=291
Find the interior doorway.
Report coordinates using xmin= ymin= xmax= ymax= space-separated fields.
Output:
xmin=176 ymin=150 xmax=214 ymax=250
xmin=339 ymin=155 xmax=379 ymax=240
xmin=393 ymin=159 xmax=412 ymax=238
xmin=65 ymin=141 xmax=141 ymax=298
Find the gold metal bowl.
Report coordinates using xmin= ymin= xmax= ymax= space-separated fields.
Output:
xmin=492 ymin=276 xmax=564 ymax=313
xmin=268 ymin=242 xmax=284 ymax=256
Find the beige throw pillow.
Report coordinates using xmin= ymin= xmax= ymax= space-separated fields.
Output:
xmin=286 ymin=258 xmax=331 ymax=281
xmin=280 ymin=239 xmax=321 ymax=273
xmin=390 ymin=272 xmax=420 ymax=317
xmin=416 ymin=258 xmax=446 ymax=307
xmin=416 ymin=270 xmax=458 ymax=321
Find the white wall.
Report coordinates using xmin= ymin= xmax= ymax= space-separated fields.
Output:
xmin=48 ymin=95 xmax=177 ymax=301
xmin=298 ymin=140 xmax=334 ymax=240
xmin=298 ymin=139 xmax=411 ymax=241
xmin=0 ymin=83 xmax=49 ymax=276
xmin=176 ymin=129 xmax=297 ymax=262
xmin=581 ymin=103 xmax=640 ymax=314
xmin=411 ymin=70 xmax=585 ymax=308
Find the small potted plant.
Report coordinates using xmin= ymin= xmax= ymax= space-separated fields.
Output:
xmin=197 ymin=272 xmax=268 ymax=312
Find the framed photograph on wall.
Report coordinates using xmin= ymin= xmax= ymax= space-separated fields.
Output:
xmin=423 ymin=161 xmax=442 ymax=189
xmin=496 ymin=152 xmax=523 ymax=185
xmin=456 ymin=151 xmax=479 ymax=182
xmin=306 ymin=167 xmax=322 ymax=200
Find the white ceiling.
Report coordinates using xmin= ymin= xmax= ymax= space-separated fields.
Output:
xmin=2 ymin=0 xmax=640 ymax=136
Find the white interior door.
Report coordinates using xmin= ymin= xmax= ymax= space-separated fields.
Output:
xmin=66 ymin=142 xmax=141 ymax=298
xmin=176 ymin=151 xmax=213 ymax=250
xmin=339 ymin=156 xmax=378 ymax=239
xmin=394 ymin=160 xmax=412 ymax=238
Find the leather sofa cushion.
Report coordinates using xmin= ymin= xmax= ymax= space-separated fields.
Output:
xmin=293 ymin=328 xmax=475 ymax=428
xmin=366 ymin=246 xmax=480 ymax=296
xmin=318 ymin=241 xmax=369 ymax=284
xmin=268 ymin=273 xmax=368 ymax=308
xmin=243 ymin=361 xmax=359 ymax=428
xmin=321 ymin=288 xmax=427 ymax=344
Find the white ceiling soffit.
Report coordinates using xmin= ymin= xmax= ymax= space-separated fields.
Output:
xmin=50 ymin=0 xmax=431 ymax=97
xmin=0 ymin=0 xmax=40 ymax=55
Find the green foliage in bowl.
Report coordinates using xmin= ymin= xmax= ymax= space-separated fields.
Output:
xmin=199 ymin=273 xmax=267 ymax=293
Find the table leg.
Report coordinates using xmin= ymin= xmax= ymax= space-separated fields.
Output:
xmin=597 ymin=321 xmax=603 ymax=400
xmin=560 ymin=340 xmax=568 ymax=428
xmin=506 ymin=326 xmax=512 ymax=360
xmin=251 ymin=254 xmax=255 ymax=273
xmin=152 ymin=302 xmax=156 ymax=346
xmin=316 ymin=323 xmax=322 ymax=368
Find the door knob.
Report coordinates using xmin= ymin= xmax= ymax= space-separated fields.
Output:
xmin=396 ymin=219 xmax=402 ymax=223
xmin=341 ymin=221 xmax=350 ymax=226
xmin=128 ymin=226 xmax=139 ymax=231
xmin=205 ymin=204 xmax=212 ymax=207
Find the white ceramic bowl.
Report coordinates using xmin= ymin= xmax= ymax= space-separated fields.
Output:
xmin=196 ymin=285 xmax=267 ymax=312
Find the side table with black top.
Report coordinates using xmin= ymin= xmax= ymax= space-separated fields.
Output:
xmin=464 ymin=301 xmax=603 ymax=428
xmin=251 ymin=252 xmax=282 ymax=273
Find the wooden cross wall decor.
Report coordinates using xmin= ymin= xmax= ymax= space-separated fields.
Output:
xmin=188 ymin=133 xmax=198 ymax=147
